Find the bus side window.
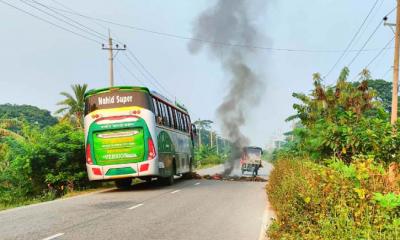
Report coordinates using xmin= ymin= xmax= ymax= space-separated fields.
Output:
xmin=152 ymin=98 xmax=159 ymax=122
xmin=186 ymin=115 xmax=191 ymax=133
xmin=184 ymin=114 xmax=189 ymax=133
xmin=158 ymin=101 xmax=164 ymax=125
xmin=172 ymin=108 xmax=178 ymax=130
xmin=163 ymin=103 xmax=170 ymax=127
xmin=175 ymin=111 xmax=181 ymax=131
xmin=161 ymin=103 xmax=166 ymax=126
xmin=182 ymin=114 xmax=187 ymax=132
xmin=168 ymin=106 xmax=175 ymax=129
xmin=178 ymin=112 xmax=183 ymax=131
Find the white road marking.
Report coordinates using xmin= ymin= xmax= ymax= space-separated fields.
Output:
xmin=128 ymin=203 xmax=144 ymax=210
xmin=170 ymin=189 xmax=181 ymax=194
xmin=194 ymin=182 xmax=201 ymax=186
xmin=42 ymin=233 xmax=64 ymax=240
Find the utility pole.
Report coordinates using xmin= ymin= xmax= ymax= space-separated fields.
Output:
xmin=102 ymin=31 xmax=126 ymax=87
xmin=210 ymin=131 xmax=213 ymax=148
xmin=385 ymin=2 xmax=400 ymax=124
xmin=216 ymin=136 xmax=219 ymax=154
xmin=393 ymin=1 xmax=400 ymax=124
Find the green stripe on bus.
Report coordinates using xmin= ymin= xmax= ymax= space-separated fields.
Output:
xmin=106 ymin=167 xmax=136 ymax=176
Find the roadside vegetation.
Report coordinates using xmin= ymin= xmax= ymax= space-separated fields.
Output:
xmin=267 ymin=68 xmax=400 ymax=239
xmin=0 ymin=84 xmax=102 ymax=210
xmin=193 ymin=119 xmax=230 ymax=168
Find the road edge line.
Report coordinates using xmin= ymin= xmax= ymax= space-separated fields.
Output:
xmin=0 ymin=188 xmax=114 ymax=215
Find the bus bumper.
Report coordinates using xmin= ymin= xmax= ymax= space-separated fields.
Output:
xmin=86 ymin=160 xmax=159 ymax=181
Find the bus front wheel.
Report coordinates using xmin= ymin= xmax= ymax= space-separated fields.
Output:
xmin=115 ymin=178 xmax=132 ymax=189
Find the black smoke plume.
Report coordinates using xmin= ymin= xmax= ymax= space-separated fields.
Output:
xmin=188 ymin=0 xmax=266 ymax=175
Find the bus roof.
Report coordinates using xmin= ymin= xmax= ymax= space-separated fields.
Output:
xmin=84 ymin=86 xmax=150 ymax=99
xmin=84 ymin=86 xmax=189 ymax=114
xmin=150 ymin=90 xmax=188 ymax=113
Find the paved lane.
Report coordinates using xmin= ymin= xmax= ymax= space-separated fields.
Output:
xmin=197 ymin=161 xmax=272 ymax=178
xmin=0 ymin=166 xmax=273 ymax=240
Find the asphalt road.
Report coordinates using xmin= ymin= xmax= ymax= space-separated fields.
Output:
xmin=197 ymin=160 xmax=272 ymax=178
xmin=0 ymin=164 xmax=274 ymax=240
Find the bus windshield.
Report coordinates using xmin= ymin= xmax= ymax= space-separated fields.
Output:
xmin=85 ymin=89 xmax=153 ymax=115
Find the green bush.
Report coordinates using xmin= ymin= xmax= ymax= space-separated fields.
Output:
xmin=194 ymin=145 xmax=226 ymax=167
xmin=0 ymin=120 xmax=90 ymax=206
xmin=267 ymin=158 xmax=400 ymax=240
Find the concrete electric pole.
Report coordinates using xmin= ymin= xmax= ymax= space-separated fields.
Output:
xmin=385 ymin=1 xmax=400 ymax=124
xmin=102 ymin=31 xmax=126 ymax=87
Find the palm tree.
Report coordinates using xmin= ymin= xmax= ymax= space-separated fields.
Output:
xmin=56 ymin=84 xmax=88 ymax=128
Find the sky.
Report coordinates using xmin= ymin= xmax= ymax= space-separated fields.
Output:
xmin=0 ymin=0 xmax=396 ymax=147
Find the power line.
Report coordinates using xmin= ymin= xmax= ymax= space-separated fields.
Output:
xmin=351 ymin=0 xmax=385 ymax=50
xmin=382 ymin=66 xmax=393 ymax=79
xmin=50 ymin=0 xmax=108 ymax=31
xmin=122 ymin=52 xmax=164 ymax=94
xmin=116 ymin=58 xmax=147 ymax=86
xmin=386 ymin=6 xmax=398 ymax=17
xmin=351 ymin=36 xmax=394 ymax=81
xmin=126 ymin=50 xmax=175 ymax=99
xmin=347 ymin=7 xmax=398 ymax=69
xmin=37 ymin=2 xmax=395 ymax=54
xmin=323 ymin=0 xmax=380 ymax=79
xmin=347 ymin=18 xmax=383 ymax=68
xmin=19 ymin=0 xmax=106 ymax=42
xmin=28 ymin=0 xmax=108 ymax=40
xmin=0 ymin=0 xmax=101 ymax=44
xmin=365 ymin=36 xmax=394 ymax=69
xmin=30 ymin=0 xmax=175 ymax=101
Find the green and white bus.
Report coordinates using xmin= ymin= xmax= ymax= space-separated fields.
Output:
xmin=84 ymin=86 xmax=195 ymax=188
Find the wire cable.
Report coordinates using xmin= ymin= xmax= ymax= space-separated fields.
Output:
xmin=19 ymin=0 xmax=106 ymax=42
xmin=29 ymin=0 xmax=108 ymax=40
xmin=50 ymin=0 xmax=108 ymax=31
xmin=126 ymin=50 xmax=175 ymax=99
xmin=38 ymin=2 xmax=393 ymax=54
xmin=382 ymin=66 xmax=393 ymax=79
xmin=116 ymin=58 xmax=147 ymax=86
xmin=351 ymin=36 xmax=394 ymax=81
xmin=0 ymin=0 xmax=101 ymax=44
xmin=323 ymin=0 xmax=380 ymax=79
xmin=347 ymin=19 xmax=383 ymax=68
xmin=122 ymin=52 xmax=164 ymax=94
xmin=365 ymin=36 xmax=394 ymax=69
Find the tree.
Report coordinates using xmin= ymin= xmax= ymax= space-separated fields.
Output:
xmin=56 ymin=84 xmax=87 ymax=128
xmin=193 ymin=119 xmax=213 ymax=147
xmin=0 ymin=104 xmax=57 ymax=128
xmin=285 ymin=67 xmax=390 ymax=162
xmin=353 ymin=79 xmax=400 ymax=114
xmin=0 ymin=119 xmax=23 ymax=140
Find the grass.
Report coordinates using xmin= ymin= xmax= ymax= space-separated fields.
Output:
xmin=0 ymin=183 xmax=114 ymax=212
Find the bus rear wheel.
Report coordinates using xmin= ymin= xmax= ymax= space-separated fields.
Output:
xmin=115 ymin=178 xmax=132 ymax=189
xmin=159 ymin=175 xmax=174 ymax=186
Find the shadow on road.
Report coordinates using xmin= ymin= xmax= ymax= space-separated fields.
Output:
xmin=100 ymin=178 xmax=188 ymax=194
